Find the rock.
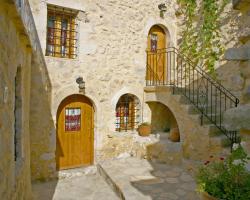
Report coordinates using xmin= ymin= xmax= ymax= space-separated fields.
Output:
xmin=176 ymin=189 xmax=187 ymax=196
xmin=116 ymin=152 xmax=131 ymax=159
xmin=225 ymin=47 xmax=250 ymax=61
xmin=159 ymin=192 xmax=178 ymax=200
xmin=165 ymin=171 xmax=181 ymax=178
xmin=223 ymin=105 xmax=250 ymax=130
xmin=165 ymin=177 xmax=179 ymax=184
xmin=180 ymin=174 xmax=193 ymax=182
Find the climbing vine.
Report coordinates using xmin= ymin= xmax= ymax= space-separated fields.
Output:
xmin=178 ymin=0 xmax=230 ymax=75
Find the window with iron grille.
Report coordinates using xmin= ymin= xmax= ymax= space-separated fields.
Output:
xmin=115 ymin=94 xmax=140 ymax=132
xmin=46 ymin=5 xmax=78 ymax=59
xmin=65 ymin=108 xmax=81 ymax=131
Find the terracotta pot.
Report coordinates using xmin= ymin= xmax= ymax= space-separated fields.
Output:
xmin=168 ymin=127 xmax=180 ymax=142
xmin=202 ymin=192 xmax=218 ymax=200
xmin=138 ymin=125 xmax=151 ymax=137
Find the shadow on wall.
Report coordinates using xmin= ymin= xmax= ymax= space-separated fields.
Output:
xmin=148 ymin=101 xmax=178 ymax=133
xmin=29 ymin=54 xmax=59 ymax=199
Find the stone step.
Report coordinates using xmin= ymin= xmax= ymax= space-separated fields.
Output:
xmin=179 ymin=95 xmax=222 ymax=106
xmin=201 ymin=114 xmax=223 ymax=125
xmin=187 ymin=104 xmax=218 ymax=115
xmin=208 ymin=125 xmax=224 ymax=137
xmin=191 ymin=113 xmax=222 ymax=126
xmin=210 ymin=135 xmax=232 ymax=148
xmin=97 ymin=164 xmax=125 ymax=200
xmin=98 ymin=158 xmax=200 ymax=200
xmin=173 ymin=87 xmax=221 ymax=98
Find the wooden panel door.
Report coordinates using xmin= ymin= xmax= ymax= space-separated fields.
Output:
xmin=56 ymin=95 xmax=94 ymax=170
xmin=147 ymin=25 xmax=166 ymax=83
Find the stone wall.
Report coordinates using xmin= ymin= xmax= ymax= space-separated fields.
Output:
xmin=28 ymin=0 xmax=178 ymax=180
xmin=223 ymin=0 xmax=250 ymax=155
xmin=0 ymin=1 xmax=32 ymax=199
xmin=176 ymin=0 xmax=240 ymax=73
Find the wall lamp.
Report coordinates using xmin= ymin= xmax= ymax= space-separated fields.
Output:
xmin=76 ymin=76 xmax=85 ymax=94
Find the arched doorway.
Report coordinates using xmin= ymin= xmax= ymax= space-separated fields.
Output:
xmin=147 ymin=25 xmax=167 ymax=85
xmin=56 ymin=94 xmax=94 ymax=170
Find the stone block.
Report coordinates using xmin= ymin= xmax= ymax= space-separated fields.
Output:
xmin=225 ymin=47 xmax=250 ymax=61
xmin=223 ymin=104 xmax=250 ymax=130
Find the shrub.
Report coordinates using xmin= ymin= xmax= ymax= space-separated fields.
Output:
xmin=196 ymin=145 xmax=250 ymax=200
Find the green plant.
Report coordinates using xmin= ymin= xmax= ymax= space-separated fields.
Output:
xmin=196 ymin=145 xmax=250 ymax=200
xmin=178 ymin=0 xmax=230 ymax=75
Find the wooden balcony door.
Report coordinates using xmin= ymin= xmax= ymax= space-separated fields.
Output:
xmin=147 ymin=25 xmax=166 ymax=84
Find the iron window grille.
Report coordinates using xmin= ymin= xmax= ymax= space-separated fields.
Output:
xmin=115 ymin=94 xmax=140 ymax=132
xmin=46 ymin=5 xmax=78 ymax=59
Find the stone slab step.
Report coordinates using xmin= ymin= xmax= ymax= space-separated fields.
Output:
xmin=98 ymin=157 xmax=200 ymax=200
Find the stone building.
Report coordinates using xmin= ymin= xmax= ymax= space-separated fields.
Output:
xmin=0 ymin=0 xmax=50 ymax=199
xmin=0 ymin=0 xmax=249 ymax=199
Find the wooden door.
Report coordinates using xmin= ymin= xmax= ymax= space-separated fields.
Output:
xmin=56 ymin=95 xmax=94 ymax=170
xmin=147 ymin=25 xmax=166 ymax=83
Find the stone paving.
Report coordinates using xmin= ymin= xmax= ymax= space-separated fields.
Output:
xmin=98 ymin=157 xmax=201 ymax=200
xmin=32 ymin=166 xmax=119 ymax=200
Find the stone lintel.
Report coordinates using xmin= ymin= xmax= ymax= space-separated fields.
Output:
xmin=224 ymin=47 xmax=250 ymax=61
xmin=223 ymin=104 xmax=250 ymax=130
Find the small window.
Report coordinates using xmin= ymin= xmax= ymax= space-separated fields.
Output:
xmin=151 ymin=34 xmax=158 ymax=52
xmin=46 ymin=5 xmax=78 ymax=59
xmin=65 ymin=108 xmax=81 ymax=131
xmin=115 ymin=94 xmax=140 ymax=132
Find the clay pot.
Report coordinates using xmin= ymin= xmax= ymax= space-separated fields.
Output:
xmin=138 ymin=125 xmax=151 ymax=137
xmin=202 ymin=192 xmax=218 ymax=200
xmin=168 ymin=127 xmax=180 ymax=142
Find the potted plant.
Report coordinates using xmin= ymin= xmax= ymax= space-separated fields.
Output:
xmin=137 ymin=122 xmax=151 ymax=137
xmin=196 ymin=144 xmax=250 ymax=200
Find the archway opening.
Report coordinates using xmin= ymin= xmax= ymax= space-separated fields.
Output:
xmin=56 ymin=94 xmax=94 ymax=170
xmin=148 ymin=102 xmax=180 ymax=142
xmin=115 ymin=93 xmax=141 ymax=132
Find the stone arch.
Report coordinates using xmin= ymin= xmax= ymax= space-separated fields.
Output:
xmin=52 ymin=85 xmax=99 ymax=122
xmin=115 ymin=93 xmax=141 ymax=132
xmin=147 ymin=24 xmax=171 ymax=48
xmin=145 ymin=95 xmax=185 ymax=143
xmin=144 ymin=19 xmax=176 ymax=47
xmin=148 ymin=101 xmax=178 ymax=132
xmin=53 ymin=86 xmax=101 ymax=163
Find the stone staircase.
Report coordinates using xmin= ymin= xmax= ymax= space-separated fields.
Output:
xmin=145 ymin=47 xmax=240 ymax=163
xmin=144 ymin=86 xmax=232 ymax=163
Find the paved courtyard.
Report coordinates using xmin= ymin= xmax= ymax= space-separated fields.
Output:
xmin=32 ymin=167 xmax=119 ymax=200
xmin=33 ymin=158 xmax=201 ymax=200
xmin=99 ymin=157 xmax=201 ymax=200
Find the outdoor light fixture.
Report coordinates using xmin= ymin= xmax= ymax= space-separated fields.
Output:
xmin=158 ymin=3 xmax=167 ymax=18
xmin=76 ymin=76 xmax=85 ymax=93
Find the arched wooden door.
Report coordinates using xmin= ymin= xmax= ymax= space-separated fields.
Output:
xmin=147 ymin=25 xmax=166 ymax=84
xmin=56 ymin=94 xmax=94 ymax=170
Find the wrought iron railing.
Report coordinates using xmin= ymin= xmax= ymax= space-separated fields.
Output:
xmin=146 ymin=47 xmax=240 ymax=148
